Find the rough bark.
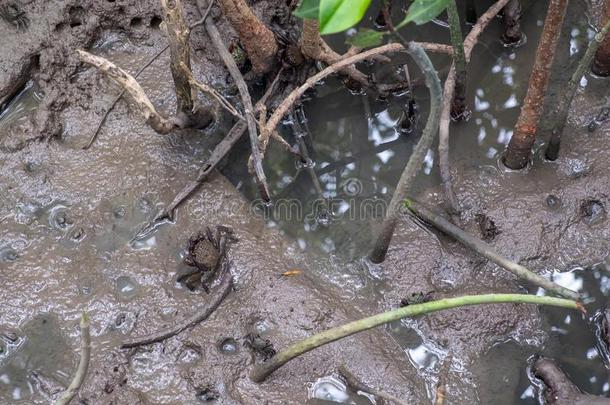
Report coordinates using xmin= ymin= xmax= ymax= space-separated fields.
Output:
xmin=218 ymin=0 xmax=277 ymax=74
xmin=592 ymin=0 xmax=610 ymax=76
xmin=503 ymin=0 xmax=568 ymax=170
xmin=161 ymin=0 xmax=195 ymax=117
xmin=502 ymin=0 xmax=523 ymax=45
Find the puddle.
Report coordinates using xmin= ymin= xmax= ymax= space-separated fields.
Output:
xmin=0 ymin=80 xmax=43 ymax=131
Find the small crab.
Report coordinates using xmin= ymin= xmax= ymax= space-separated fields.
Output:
xmin=179 ymin=226 xmax=237 ymax=291
xmin=0 ymin=2 xmax=29 ymax=32
xmin=399 ymin=291 xmax=434 ymax=307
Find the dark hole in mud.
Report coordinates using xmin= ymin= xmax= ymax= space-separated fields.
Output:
xmin=68 ymin=6 xmax=84 ymax=29
xmin=149 ymin=15 xmax=162 ymax=28
xmin=130 ymin=17 xmax=143 ymax=29
xmin=195 ymin=387 xmax=219 ymax=402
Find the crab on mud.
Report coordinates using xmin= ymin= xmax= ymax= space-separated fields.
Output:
xmin=0 ymin=2 xmax=29 ymax=32
xmin=178 ymin=226 xmax=237 ymax=291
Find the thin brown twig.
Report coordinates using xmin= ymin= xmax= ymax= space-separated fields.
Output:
xmin=262 ymin=42 xmax=452 ymax=155
xmin=183 ymin=62 xmax=243 ymax=119
xmin=338 ymin=366 xmax=408 ymax=405
xmin=200 ymin=3 xmax=270 ymax=202
xmin=121 ymin=265 xmax=233 ymax=349
xmin=438 ymin=0 xmax=510 ymax=215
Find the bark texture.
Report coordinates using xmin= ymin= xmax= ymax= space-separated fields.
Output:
xmin=218 ymin=0 xmax=278 ymax=74
xmin=503 ymin=0 xmax=568 ymax=170
xmin=161 ymin=0 xmax=195 ymax=116
xmin=592 ymin=0 xmax=610 ymax=76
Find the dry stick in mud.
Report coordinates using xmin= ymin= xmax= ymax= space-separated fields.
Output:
xmin=438 ymin=0 xmax=510 ymax=215
xmin=200 ymin=7 xmax=271 ymax=202
xmin=121 ymin=264 xmax=233 ymax=348
xmin=217 ymin=0 xmax=277 ymax=74
xmin=55 ymin=312 xmax=91 ymax=405
xmin=368 ymin=42 xmax=442 ymax=264
xmin=250 ymin=294 xmax=582 ymax=382
xmin=503 ymin=0 xmax=569 ymax=170
xmin=405 ymin=199 xmax=580 ymax=299
xmin=77 ymin=50 xmax=180 ymax=134
xmin=593 ymin=0 xmax=610 ymax=76
xmin=545 ymin=19 xmax=610 ymax=161
xmin=532 ymin=357 xmax=610 ymax=404
xmin=338 ymin=366 xmax=408 ymax=405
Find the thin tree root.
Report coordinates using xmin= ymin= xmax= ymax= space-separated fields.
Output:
xmin=368 ymin=41 xmax=442 ymax=264
xmin=55 ymin=312 xmax=91 ymax=405
xmin=250 ymin=294 xmax=581 ymax=382
xmin=121 ymin=264 xmax=233 ymax=349
xmin=77 ymin=50 xmax=181 ymax=134
xmin=200 ymin=7 xmax=271 ymax=202
xmin=438 ymin=0 xmax=510 ymax=216
xmin=405 ymin=199 xmax=580 ymax=300
xmin=545 ymin=19 xmax=610 ymax=160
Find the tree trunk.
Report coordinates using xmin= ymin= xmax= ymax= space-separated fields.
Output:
xmin=503 ymin=0 xmax=568 ymax=170
xmin=218 ymin=0 xmax=277 ymax=74
xmin=593 ymin=0 xmax=610 ymax=76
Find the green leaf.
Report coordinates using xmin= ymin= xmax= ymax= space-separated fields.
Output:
xmin=346 ymin=29 xmax=385 ymax=48
xmin=293 ymin=0 xmax=320 ymax=20
xmin=319 ymin=0 xmax=372 ymax=35
xmin=398 ymin=0 xmax=450 ymax=27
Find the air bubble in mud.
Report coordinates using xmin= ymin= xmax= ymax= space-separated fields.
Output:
xmin=308 ymin=375 xmax=350 ymax=402
xmin=218 ymin=338 xmax=238 ymax=355
xmin=115 ymin=276 xmax=138 ymax=299
xmin=0 ymin=247 xmax=18 ymax=262
xmin=545 ymin=195 xmax=561 ymax=210
xmin=253 ymin=320 xmax=271 ymax=335
xmin=48 ymin=206 xmax=72 ymax=230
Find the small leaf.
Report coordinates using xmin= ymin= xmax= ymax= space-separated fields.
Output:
xmin=319 ymin=0 xmax=372 ymax=35
xmin=398 ymin=0 xmax=450 ymax=27
xmin=293 ymin=0 xmax=320 ymax=20
xmin=346 ymin=29 xmax=385 ymax=48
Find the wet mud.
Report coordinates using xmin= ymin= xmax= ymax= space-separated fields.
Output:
xmin=1 ymin=0 xmax=610 ymax=403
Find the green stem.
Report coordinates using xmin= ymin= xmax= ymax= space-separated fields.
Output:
xmin=545 ymin=19 xmax=610 ymax=160
xmin=250 ymin=294 xmax=581 ymax=382
xmin=405 ymin=199 xmax=580 ymax=300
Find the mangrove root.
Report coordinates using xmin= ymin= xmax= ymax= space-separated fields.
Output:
xmin=217 ymin=0 xmax=277 ymax=74
xmin=504 ymin=0 xmax=568 ymax=170
xmin=532 ymin=357 xmax=610 ymax=404
xmin=405 ymin=199 xmax=580 ymax=300
xmin=250 ymin=294 xmax=581 ymax=382
xmin=77 ymin=50 xmax=180 ymax=134
xmin=121 ymin=262 xmax=233 ymax=348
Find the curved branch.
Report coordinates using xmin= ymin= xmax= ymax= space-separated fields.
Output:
xmin=55 ymin=312 xmax=91 ymax=405
xmin=250 ymin=294 xmax=581 ymax=382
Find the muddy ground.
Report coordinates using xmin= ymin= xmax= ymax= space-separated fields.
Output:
xmin=0 ymin=0 xmax=609 ymax=403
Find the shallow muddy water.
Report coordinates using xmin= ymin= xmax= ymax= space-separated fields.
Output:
xmin=1 ymin=0 xmax=610 ymax=403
